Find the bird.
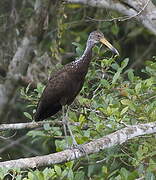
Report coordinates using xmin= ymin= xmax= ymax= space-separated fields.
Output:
xmin=34 ymin=31 xmax=119 ymax=146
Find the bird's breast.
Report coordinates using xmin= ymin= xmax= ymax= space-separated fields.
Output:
xmin=67 ymin=61 xmax=89 ymax=79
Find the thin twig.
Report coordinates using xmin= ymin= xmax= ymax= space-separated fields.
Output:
xmin=67 ymin=0 xmax=156 ymax=35
xmin=76 ymin=0 xmax=151 ymax=23
xmin=143 ymin=95 xmax=156 ymax=103
xmin=87 ymin=0 xmax=150 ymax=22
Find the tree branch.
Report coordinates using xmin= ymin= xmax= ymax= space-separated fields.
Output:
xmin=0 ymin=122 xmax=156 ymax=169
xmin=66 ymin=0 xmax=156 ymax=35
xmin=0 ymin=121 xmax=76 ymax=131
xmin=0 ymin=121 xmax=88 ymax=131
xmin=0 ymin=36 xmax=35 ymax=121
xmin=0 ymin=0 xmax=52 ymax=122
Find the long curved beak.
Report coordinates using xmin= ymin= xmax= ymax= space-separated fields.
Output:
xmin=100 ymin=37 xmax=119 ymax=56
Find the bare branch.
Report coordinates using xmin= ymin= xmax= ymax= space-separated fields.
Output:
xmin=0 ymin=121 xmax=87 ymax=131
xmin=66 ymin=0 xmax=156 ymax=35
xmin=87 ymin=0 xmax=150 ymax=22
xmin=0 ymin=36 xmax=35 ymax=121
xmin=0 ymin=122 xmax=156 ymax=169
xmin=0 ymin=0 xmax=52 ymax=122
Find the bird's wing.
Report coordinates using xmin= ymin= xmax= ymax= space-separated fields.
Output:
xmin=34 ymin=70 xmax=70 ymax=121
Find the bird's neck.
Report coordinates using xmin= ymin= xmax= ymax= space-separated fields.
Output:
xmin=67 ymin=41 xmax=94 ymax=80
xmin=75 ymin=43 xmax=94 ymax=67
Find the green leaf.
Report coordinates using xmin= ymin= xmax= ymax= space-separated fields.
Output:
xmin=24 ymin=112 xmax=32 ymax=120
xmin=72 ymin=42 xmax=83 ymax=56
xmin=67 ymin=4 xmax=82 ymax=8
xmin=54 ymin=165 xmax=62 ymax=176
xmin=43 ymin=123 xmax=51 ymax=131
xmin=76 ymin=47 xmax=83 ymax=56
xmin=121 ymin=106 xmax=129 ymax=115
xmin=79 ymin=114 xmax=86 ymax=124
xmin=100 ymin=79 xmax=110 ymax=88
xmin=36 ymin=83 xmax=45 ymax=94
xmin=65 ymin=161 xmax=74 ymax=169
xmin=135 ymin=82 xmax=142 ymax=94
xmin=74 ymin=171 xmax=85 ymax=180
xmin=93 ymin=45 xmax=99 ymax=54
xmin=127 ymin=171 xmax=138 ymax=180
xmin=26 ymin=84 xmax=31 ymax=94
xmin=61 ymin=169 xmax=68 ymax=179
xmin=121 ymin=99 xmax=131 ymax=105
xmin=112 ymin=68 xmax=122 ymax=84
xmin=120 ymin=167 xmax=129 ymax=179
xmin=67 ymin=169 xmax=74 ymax=180
xmin=16 ymin=175 xmax=23 ymax=180
xmin=78 ymin=96 xmax=91 ymax=106
xmin=121 ymin=58 xmax=129 ymax=70
xmin=28 ymin=172 xmax=37 ymax=180
xmin=102 ymin=166 xmax=108 ymax=174
xmin=145 ymin=171 xmax=155 ymax=180
xmin=128 ymin=69 xmax=134 ymax=82
xmin=27 ymin=130 xmax=45 ymax=138
xmin=111 ymin=62 xmax=120 ymax=70
xmin=43 ymin=168 xmax=56 ymax=179
xmin=0 ymin=168 xmax=10 ymax=179
xmin=72 ymin=42 xmax=81 ymax=47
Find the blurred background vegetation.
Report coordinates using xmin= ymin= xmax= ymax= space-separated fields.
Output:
xmin=0 ymin=0 xmax=156 ymax=179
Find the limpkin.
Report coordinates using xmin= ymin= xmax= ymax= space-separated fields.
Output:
xmin=34 ymin=31 xmax=119 ymax=146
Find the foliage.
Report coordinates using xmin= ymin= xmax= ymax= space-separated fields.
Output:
xmin=3 ymin=50 xmax=156 ymax=179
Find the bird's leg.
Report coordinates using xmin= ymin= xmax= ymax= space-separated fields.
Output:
xmin=64 ymin=106 xmax=87 ymax=155
xmin=66 ymin=106 xmax=87 ymax=155
xmin=65 ymin=106 xmax=78 ymax=147
xmin=62 ymin=105 xmax=69 ymax=148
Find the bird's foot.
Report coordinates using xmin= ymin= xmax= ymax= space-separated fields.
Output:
xmin=119 ymin=121 xmax=130 ymax=127
xmin=70 ymin=142 xmax=86 ymax=154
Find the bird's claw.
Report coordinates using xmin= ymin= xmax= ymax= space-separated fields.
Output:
xmin=70 ymin=143 xmax=86 ymax=154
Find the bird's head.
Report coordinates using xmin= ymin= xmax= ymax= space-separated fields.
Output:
xmin=87 ymin=31 xmax=119 ymax=55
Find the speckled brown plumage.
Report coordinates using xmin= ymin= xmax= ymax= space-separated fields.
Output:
xmin=34 ymin=31 xmax=119 ymax=121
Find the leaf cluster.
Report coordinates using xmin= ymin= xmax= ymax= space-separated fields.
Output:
xmin=5 ymin=48 xmax=156 ymax=179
